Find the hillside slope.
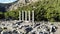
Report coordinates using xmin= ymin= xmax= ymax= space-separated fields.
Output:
xmin=8 ymin=0 xmax=39 ymax=11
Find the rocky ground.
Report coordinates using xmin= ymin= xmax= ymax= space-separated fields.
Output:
xmin=0 ymin=20 xmax=59 ymax=34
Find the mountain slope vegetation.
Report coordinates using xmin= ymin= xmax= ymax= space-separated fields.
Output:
xmin=0 ymin=0 xmax=60 ymax=22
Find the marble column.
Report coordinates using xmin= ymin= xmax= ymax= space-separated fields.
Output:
xmin=22 ymin=11 xmax=24 ymax=21
xmin=25 ymin=11 xmax=27 ymax=21
xmin=1 ymin=31 xmax=3 ymax=34
xmin=28 ymin=11 xmax=30 ymax=21
xmin=32 ymin=10 xmax=34 ymax=23
xmin=19 ymin=11 xmax=21 ymax=21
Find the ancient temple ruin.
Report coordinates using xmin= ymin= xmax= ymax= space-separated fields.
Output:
xmin=19 ymin=10 xmax=34 ymax=23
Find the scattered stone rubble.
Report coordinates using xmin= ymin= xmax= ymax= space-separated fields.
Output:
xmin=0 ymin=20 xmax=58 ymax=34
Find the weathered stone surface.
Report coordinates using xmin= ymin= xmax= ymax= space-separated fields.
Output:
xmin=0 ymin=21 xmax=59 ymax=34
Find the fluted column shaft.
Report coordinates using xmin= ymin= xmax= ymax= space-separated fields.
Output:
xmin=32 ymin=10 xmax=34 ymax=23
xmin=22 ymin=11 xmax=24 ymax=21
xmin=25 ymin=11 xmax=27 ymax=21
